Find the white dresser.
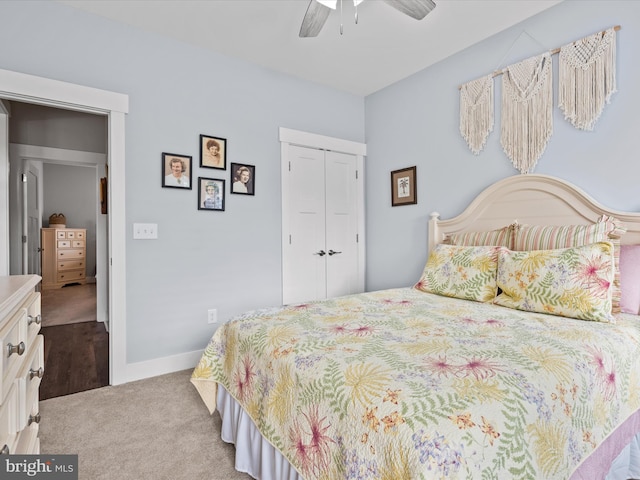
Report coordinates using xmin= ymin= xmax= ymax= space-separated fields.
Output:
xmin=0 ymin=275 xmax=44 ymax=455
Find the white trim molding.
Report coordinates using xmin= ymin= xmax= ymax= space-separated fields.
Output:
xmin=0 ymin=68 xmax=129 ymax=385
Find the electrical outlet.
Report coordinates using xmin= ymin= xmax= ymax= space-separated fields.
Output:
xmin=207 ymin=309 xmax=217 ymax=324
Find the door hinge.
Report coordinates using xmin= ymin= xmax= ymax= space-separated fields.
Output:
xmin=355 ymin=170 xmax=358 ymax=180
xmin=289 ymin=234 xmax=292 ymax=245
xmin=21 ymin=173 xmax=27 ymax=183
xmin=22 ymin=235 xmax=27 ymax=243
xmin=288 ymin=161 xmax=291 ymax=172
xmin=356 ymin=234 xmax=359 ymax=243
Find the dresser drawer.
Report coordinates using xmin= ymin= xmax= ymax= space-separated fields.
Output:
xmin=0 ymin=385 xmax=18 ymax=455
xmin=57 ymin=240 xmax=71 ymax=248
xmin=16 ymin=335 xmax=43 ymax=432
xmin=57 ymin=249 xmax=84 ymax=260
xmin=56 ymin=271 xmax=85 ymax=283
xmin=58 ymin=260 xmax=84 ymax=271
xmin=14 ymin=421 xmax=39 ymax=454
xmin=72 ymin=240 xmax=85 ymax=248
xmin=0 ymin=308 xmax=28 ymax=403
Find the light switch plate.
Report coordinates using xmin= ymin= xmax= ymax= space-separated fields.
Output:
xmin=133 ymin=223 xmax=158 ymax=239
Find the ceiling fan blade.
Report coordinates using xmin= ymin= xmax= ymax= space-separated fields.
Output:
xmin=299 ymin=0 xmax=332 ymax=38
xmin=382 ymin=0 xmax=436 ymax=20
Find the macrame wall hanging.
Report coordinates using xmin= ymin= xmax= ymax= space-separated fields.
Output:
xmin=459 ymin=75 xmax=494 ymax=155
xmin=501 ymin=53 xmax=553 ymax=174
xmin=458 ymin=25 xmax=620 ymax=173
xmin=558 ymin=27 xmax=617 ymax=131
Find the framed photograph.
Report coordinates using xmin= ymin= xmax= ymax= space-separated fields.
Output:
xmin=200 ymin=134 xmax=227 ymax=170
xmin=391 ymin=166 xmax=417 ymax=206
xmin=198 ymin=177 xmax=225 ymax=211
xmin=162 ymin=153 xmax=192 ymax=189
xmin=230 ymin=163 xmax=255 ymax=196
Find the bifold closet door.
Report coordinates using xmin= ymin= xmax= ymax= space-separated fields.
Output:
xmin=283 ymin=145 xmax=359 ymax=304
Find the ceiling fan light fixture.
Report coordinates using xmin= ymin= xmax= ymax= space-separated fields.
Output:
xmin=316 ymin=0 xmax=337 ymax=9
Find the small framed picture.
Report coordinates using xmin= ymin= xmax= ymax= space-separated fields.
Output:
xmin=198 ymin=177 xmax=225 ymax=211
xmin=162 ymin=153 xmax=192 ymax=189
xmin=391 ymin=166 xmax=417 ymax=206
xmin=230 ymin=163 xmax=255 ymax=196
xmin=200 ymin=134 xmax=227 ymax=170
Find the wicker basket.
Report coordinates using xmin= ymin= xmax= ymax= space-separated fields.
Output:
xmin=49 ymin=213 xmax=66 ymax=228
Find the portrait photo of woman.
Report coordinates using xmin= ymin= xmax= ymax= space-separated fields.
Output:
xmin=200 ymin=134 xmax=227 ymax=170
xmin=198 ymin=177 xmax=225 ymax=211
xmin=230 ymin=163 xmax=255 ymax=195
xmin=162 ymin=153 xmax=192 ymax=189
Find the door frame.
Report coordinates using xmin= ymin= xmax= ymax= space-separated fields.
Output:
xmin=0 ymin=100 xmax=9 ymax=276
xmin=11 ymin=144 xmax=108 ymax=324
xmin=0 ymin=68 xmax=129 ymax=385
xmin=279 ymin=127 xmax=367 ymax=303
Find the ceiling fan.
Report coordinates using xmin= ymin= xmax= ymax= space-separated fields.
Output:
xmin=299 ymin=0 xmax=437 ymax=37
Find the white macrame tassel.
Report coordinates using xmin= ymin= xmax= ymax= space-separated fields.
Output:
xmin=460 ymin=75 xmax=494 ymax=155
xmin=501 ymin=53 xmax=553 ymax=174
xmin=558 ymin=28 xmax=617 ymax=131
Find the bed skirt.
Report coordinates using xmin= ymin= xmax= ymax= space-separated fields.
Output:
xmin=217 ymin=384 xmax=640 ymax=480
xmin=217 ymin=385 xmax=302 ymax=480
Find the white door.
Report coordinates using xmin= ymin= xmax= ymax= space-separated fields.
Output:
xmin=283 ymin=145 xmax=359 ymax=304
xmin=22 ymin=163 xmax=41 ymax=275
xmin=284 ymin=145 xmax=327 ymax=303
xmin=325 ymin=151 xmax=359 ymax=299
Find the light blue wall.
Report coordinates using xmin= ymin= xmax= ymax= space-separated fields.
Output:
xmin=0 ymin=1 xmax=365 ymax=363
xmin=364 ymin=0 xmax=640 ymax=292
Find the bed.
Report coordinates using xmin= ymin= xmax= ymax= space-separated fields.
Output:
xmin=191 ymin=174 xmax=640 ymax=480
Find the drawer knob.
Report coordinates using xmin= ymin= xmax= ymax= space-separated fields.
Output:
xmin=0 ymin=444 xmax=9 ymax=455
xmin=28 ymin=314 xmax=42 ymax=325
xmin=28 ymin=413 xmax=41 ymax=425
xmin=29 ymin=367 xmax=44 ymax=380
xmin=7 ymin=341 xmax=25 ymax=357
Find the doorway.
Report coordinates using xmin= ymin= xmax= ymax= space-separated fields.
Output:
xmin=0 ymin=66 xmax=129 ymax=386
xmin=8 ymin=103 xmax=109 ymax=398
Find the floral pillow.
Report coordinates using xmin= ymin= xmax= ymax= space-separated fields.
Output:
xmin=415 ymin=244 xmax=499 ymax=302
xmin=512 ymin=215 xmax=626 ymax=313
xmin=494 ymin=242 xmax=615 ymax=323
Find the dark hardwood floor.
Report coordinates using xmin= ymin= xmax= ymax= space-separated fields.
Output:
xmin=40 ymin=321 xmax=109 ymax=400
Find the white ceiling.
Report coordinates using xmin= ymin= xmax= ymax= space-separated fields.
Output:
xmin=57 ymin=0 xmax=564 ymax=96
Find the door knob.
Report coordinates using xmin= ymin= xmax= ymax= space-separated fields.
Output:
xmin=315 ymin=250 xmax=326 ymax=256
xmin=328 ymin=250 xmax=342 ymax=256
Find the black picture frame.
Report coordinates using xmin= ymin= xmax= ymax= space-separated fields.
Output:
xmin=200 ymin=134 xmax=227 ymax=170
xmin=198 ymin=177 xmax=225 ymax=211
xmin=162 ymin=153 xmax=192 ymax=189
xmin=391 ymin=166 xmax=417 ymax=206
xmin=230 ymin=163 xmax=255 ymax=196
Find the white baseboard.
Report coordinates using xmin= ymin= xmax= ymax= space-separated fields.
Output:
xmin=123 ymin=349 xmax=203 ymax=384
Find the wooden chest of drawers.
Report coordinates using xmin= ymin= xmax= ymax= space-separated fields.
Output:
xmin=41 ymin=228 xmax=87 ymax=290
xmin=0 ymin=275 xmax=44 ymax=455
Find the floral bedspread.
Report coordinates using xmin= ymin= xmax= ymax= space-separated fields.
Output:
xmin=191 ymin=288 xmax=640 ymax=479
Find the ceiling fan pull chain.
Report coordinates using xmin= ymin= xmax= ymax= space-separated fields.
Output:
xmin=354 ymin=0 xmax=358 ymax=24
xmin=340 ymin=0 xmax=343 ymax=35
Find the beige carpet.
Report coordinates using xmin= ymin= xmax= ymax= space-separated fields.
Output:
xmin=41 ymin=283 xmax=96 ymax=327
xmin=39 ymin=369 xmax=253 ymax=480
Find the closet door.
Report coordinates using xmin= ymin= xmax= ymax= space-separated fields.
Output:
xmin=282 ymin=145 xmax=360 ymax=305
xmin=285 ymin=145 xmax=327 ymax=303
xmin=324 ymin=151 xmax=358 ymax=299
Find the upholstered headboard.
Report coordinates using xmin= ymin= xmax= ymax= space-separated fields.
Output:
xmin=428 ymin=174 xmax=640 ymax=252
